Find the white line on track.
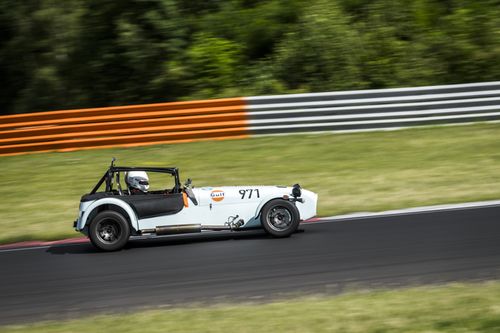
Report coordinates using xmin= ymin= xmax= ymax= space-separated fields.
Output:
xmin=314 ymin=199 xmax=500 ymax=223
xmin=0 ymin=245 xmax=54 ymax=253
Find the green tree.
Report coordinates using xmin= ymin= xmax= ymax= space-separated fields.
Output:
xmin=0 ymin=0 xmax=499 ymax=114
xmin=200 ymin=0 xmax=303 ymax=60
xmin=66 ymin=0 xmax=188 ymax=107
xmin=426 ymin=1 xmax=500 ymax=83
xmin=0 ymin=0 xmax=83 ymax=113
xmin=273 ymin=0 xmax=365 ymax=92
xmin=185 ymin=33 xmax=243 ymax=98
xmin=353 ymin=0 xmax=443 ymax=88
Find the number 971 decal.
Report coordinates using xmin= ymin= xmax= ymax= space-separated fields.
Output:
xmin=239 ymin=189 xmax=260 ymax=199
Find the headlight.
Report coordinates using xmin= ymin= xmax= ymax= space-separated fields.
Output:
xmin=292 ymin=184 xmax=301 ymax=198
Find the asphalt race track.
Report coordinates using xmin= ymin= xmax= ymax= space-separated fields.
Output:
xmin=1 ymin=205 xmax=499 ymax=325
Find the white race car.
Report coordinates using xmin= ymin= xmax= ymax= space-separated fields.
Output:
xmin=74 ymin=160 xmax=318 ymax=251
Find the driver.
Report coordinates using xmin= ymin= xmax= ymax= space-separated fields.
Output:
xmin=125 ymin=171 xmax=149 ymax=194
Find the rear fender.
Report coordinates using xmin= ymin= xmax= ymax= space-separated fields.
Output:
xmin=78 ymin=198 xmax=139 ymax=231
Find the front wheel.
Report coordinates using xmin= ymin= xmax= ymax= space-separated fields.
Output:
xmin=89 ymin=210 xmax=130 ymax=251
xmin=260 ymin=199 xmax=300 ymax=237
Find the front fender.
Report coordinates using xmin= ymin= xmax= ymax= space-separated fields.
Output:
xmin=78 ymin=198 xmax=139 ymax=231
xmin=253 ymin=188 xmax=318 ymax=222
xmin=254 ymin=194 xmax=289 ymax=219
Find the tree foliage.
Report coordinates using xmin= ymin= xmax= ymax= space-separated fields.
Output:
xmin=0 ymin=0 xmax=499 ymax=114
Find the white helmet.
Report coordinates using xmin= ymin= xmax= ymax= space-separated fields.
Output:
xmin=125 ymin=171 xmax=149 ymax=193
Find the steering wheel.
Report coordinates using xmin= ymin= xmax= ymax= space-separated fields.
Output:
xmin=164 ymin=186 xmax=176 ymax=194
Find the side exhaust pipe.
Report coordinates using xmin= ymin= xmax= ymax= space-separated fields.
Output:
xmin=140 ymin=224 xmax=202 ymax=236
xmin=156 ymin=224 xmax=201 ymax=235
xmin=140 ymin=219 xmax=244 ymax=236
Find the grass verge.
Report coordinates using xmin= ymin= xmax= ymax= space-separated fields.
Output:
xmin=2 ymin=281 xmax=500 ymax=332
xmin=1 ymin=122 xmax=500 ymax=244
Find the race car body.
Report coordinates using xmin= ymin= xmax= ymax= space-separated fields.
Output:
xmin=75 ymin=160 xmax=318 ymax=251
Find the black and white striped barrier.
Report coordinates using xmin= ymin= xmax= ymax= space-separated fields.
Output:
xmin=245 ymin=81 xmax=500 ymax=135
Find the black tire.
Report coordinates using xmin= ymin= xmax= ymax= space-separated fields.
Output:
xmin=88 ymin=210 xmax=130 ymax=251
xmin=260 ymin=199 xmax=300 ymax=238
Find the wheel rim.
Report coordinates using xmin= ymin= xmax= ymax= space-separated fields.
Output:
xmin=96 ymin=219 xmax=121 ymax=243
xmin=266 ymin=206 xmax=293 ymax=232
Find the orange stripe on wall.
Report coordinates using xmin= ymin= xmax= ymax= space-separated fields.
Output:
xmin=0 ymin=97 xmax=250 ymax=156
xmin=0 ymin=112 xmax=248 ymax=141
xmin=0 ymin=105 xmax=246 ymax=130
xmin=0 ymin=134 xmax=251 ymax=157
xmin=0 ymin=98 xmax=245 ymax=124
xmin=0 ymin=127 xmax=250 ymax=155
xmin=0 ymin=119 xmax=249 ymax=145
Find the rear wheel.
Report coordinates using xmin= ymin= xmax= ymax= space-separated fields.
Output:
xmin=89 ymin=210 xmax=130 ymax=251
xmin=260 ymin=199 xmax=300 ymax=237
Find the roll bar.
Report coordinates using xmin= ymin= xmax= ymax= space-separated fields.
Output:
xmin=90 ymin=166 xmax=182 ymax=194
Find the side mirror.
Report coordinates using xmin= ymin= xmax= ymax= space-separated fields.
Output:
xmin=184 ymin=178 xmax=192 ymax=187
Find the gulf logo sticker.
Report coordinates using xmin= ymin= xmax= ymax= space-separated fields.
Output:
xmin=210 ymin=190 xmax=225 ymax=202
